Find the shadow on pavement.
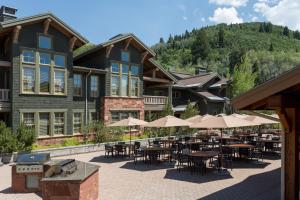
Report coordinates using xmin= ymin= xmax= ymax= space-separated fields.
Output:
xmin=120 ymin=160 xmax=176 ymax=171
xmin=198 ymin=168 xmax=281 ymax=200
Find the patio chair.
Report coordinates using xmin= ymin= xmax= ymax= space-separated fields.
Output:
xmin=104 ymin=144 xmax=114 ymax=158
xmin=114 ymin=144 xmax=125 ymax=156
xmin=250 ymin=142 xmax=264 ymax=162
xmin=218 ymin=147 xmax=233 ymax=171
xmin=176 ymin=153 xmax=189 ymax=172
xmin=133 ymin=148 xmax=144 ymax=165
xmin=189 ymin=157 xmax=206 ymax=175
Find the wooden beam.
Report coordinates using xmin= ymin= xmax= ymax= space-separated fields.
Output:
xmin=4 ymin=37 xmax=10 ymax=55
xmin=141 ymin=51 xmax=148 ymax=63
xmin=143 ymin=76 xmax=170 ymax=83
xmin=279 ymin=107 xmax=299 ymax=200
xmin=12 ymin=25 xmax=22 ymax=44
xmin=69 ymin=37 xmax=77 ymax=52
xmin=106 ymin=44 xmax=114 ymax=58
xmin=43 ymin=18 xmax=52 ymax=34
xmin=277 ymin=108 xmax=291 ymax=133
xmin=124 ymin=38 xmax=132 ymax=50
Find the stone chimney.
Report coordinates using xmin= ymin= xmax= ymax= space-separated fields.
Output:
xmin=0 ymin=6 xmax=17 ymax=22
xmin=194 ymin=67 xmax=207 ymax=75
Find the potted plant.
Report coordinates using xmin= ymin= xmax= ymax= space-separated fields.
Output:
xmin=0 ymin=122 xmax=17 ymax=164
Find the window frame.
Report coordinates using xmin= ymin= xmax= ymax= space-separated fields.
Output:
xmin=73 ymin=112 xmax=83 ymax=134
xmin=38 ymin=34 xmax=53 ymax=50
xmin=73 ymin=73 xmax=83 ymax=97
xmin=110 ymin=111 xmax=139 ymax=122
xmin=53 ymin=112 xmax=65 ymax=135
xmin=22 ymin=66 xmax=36 ymax=93
xmin=22 ymin=50 xmax=36 ymax=64
xmin=54 ymin=54 xmax=66 ymax=68
xmin=121 ymin=51 xmax=130 ymax=62
xmin=90 ymin=75 xmax=99 ymax=98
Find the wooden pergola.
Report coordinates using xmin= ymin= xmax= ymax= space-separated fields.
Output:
xmin=233 ymin=66 xmax=300 ymax=200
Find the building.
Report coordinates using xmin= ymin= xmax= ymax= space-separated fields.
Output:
xmin=168 ymin=70 xmax=230 ymax=116
xmin=0 ymin=6 xmax=230 ymax=144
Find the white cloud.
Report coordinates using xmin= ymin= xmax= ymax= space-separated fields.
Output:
xmin=209 ymin=0 xmax=248 ymax=7
xmin=251 ymin=16 xmax=258 ymax=22
xmin=209 ymin=7 xmax=243 ymax=24
xmin=183 ymin=16 xmax=188 ymax=21
xmin=254 ymin=0 xmax=300 ymax=30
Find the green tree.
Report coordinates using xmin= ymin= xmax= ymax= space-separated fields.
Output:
xmin=231 ymin=54 xmax=257 ymax=97
xmin=259 ymin=23 xmax=265 ymax=32
xmin=180 ymin=101 xmax=199 ymax=119
xmin=191 ymin=29 xmax=210 ymax=63
xmin=161 ymin=100 xmax=173 ymax=117
xmin=73 ymin=43 xmax=96 ymax=57
xmin=265 ymin=22 xmax=273 ymax=33
xmin=218 ymin=28 xmax=225 ymax=48
xmin=293 ymin=30 xmax=300 ymax=40
xmin=16 ymin=124 xmax=36 ymax=152
xmin=269 ymin=43 xmax=274 ymax=51
xmin=0 ymin=122 xmax=17 ymax=154
xmin=159 ymin=37 xmax=165 ymax=44
xmin=283 ymin=26 xmax=289 ymax=37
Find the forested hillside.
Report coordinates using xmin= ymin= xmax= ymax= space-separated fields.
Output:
xmin=152 ymin=22 xmax=300 ymax=97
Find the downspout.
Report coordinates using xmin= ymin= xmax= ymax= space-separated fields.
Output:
xmin=85 ymin=70 xmax=92 ymax=142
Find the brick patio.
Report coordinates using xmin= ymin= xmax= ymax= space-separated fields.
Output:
xmin=0 ymin=151 xmax=281 ymax=200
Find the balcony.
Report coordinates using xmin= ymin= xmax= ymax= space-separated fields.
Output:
xmin=0 ymin=89 xmax=10 ymax=102
xmin=143 ymin=95 xmax=167 ymax=111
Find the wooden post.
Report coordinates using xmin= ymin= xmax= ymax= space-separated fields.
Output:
xmin=12 ymin=25 xmax=22 ymax=44
xmin=69 ymin=37 xmax=77 ymax=52
xmin=43 ymin=18 xmax=52 ymax=34
xmin=278 ymin=107 xmax=299 ymax=200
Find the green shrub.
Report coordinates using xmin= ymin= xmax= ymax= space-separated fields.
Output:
xmin=61 ymin=138 xmax=80 ymax=147
xmin=90 ymin=122 xmax=123 ymax=143
xmin=16 ymin=124 xmax=37 ymax=152
xmin=0 ymin=122 xmax=17 ymax=153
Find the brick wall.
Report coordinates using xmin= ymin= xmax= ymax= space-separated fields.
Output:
xmin=37 ymin=133 xmax=96 ymax=146
xmin=102 ymin=97 xmax=144 ymax=123
xmin=11 ymin=165 xmax=45 ymax=193
xmin=41 ymin=170 xmax=99 ymax=200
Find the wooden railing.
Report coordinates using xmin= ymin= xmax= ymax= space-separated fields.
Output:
xmin=0 ymin=89 xmax=10 ymax=101
xmin=143 ymin=95 xmax=167 ymax=105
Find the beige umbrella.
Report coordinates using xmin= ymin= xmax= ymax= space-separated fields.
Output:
xmin=190 ymin=114 xmax=259 ymax=172
xmin=108 ymin=117 xmax=148 ymax=154
xmin=186 ymin=115 xmax=203 ymax=123
xmin=145 ymin=115 xmax=192 ymax=128
xmin=244 ymin=115 xmax=279 ymax=125
xmin=230 ymin=113 xmax=249 ymax=119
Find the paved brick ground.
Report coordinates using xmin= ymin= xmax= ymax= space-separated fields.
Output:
xmin=0 ymin=151 xmax=281 ymax=200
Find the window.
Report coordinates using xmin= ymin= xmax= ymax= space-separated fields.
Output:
xmin=122 ymin=64 xmax=129 ymax=74
xmin=90 ymin=75 xmax=99 ymax=97
xmin=54 ymin=70 xmax=65 ymax=94
xmin=39 ymin=113 xmax=50 ymax=136
xmin=131 ymin=78 xmax=139 ymax=96
xmin=111 ymin=111 xmax=139 ymax=122
xmin=38 ymin=35 xmax=52 ymax=49
xmin=131 ymin=65 xmax=139 ymax=76
xmin=111 ymin=75 xmax=120 ymax=96
xmin=54 ymin=113 xmax=64 ymax=135
xmin=23 ymin=67 xmax=35 ymax=92
xmin=39 ymin=53 xmax=51 ymax=65
xmin=73 ymin=113 xmax=82 ymax=133
xmin=22 ymin=51 xmax=35 ymax=63
xmin=90 ymin=112 xmax=98 ymax=122
xmin=23 ymin=113 xmax=35 ymax=129
xmin=121 ymin=75 xmax=128 ymax=96
xmin=73 ymin=74 xmax=82 ymax=96
xmin=40 ymin=66 xmax=50 ymax=93
xmin=111 ymin=63 xmax=119 ymax=73
xmin=54 ymin=55 xmax=66 ymax=68
xmin=121 ymin=51 xmax=129 ymax=62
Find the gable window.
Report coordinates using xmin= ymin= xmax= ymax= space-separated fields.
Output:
xmin=111 ymin=75 xmax=120 ymax=96
xmin=54 ymin=70 xmax=65 ymax=94
xmin=38 ymin=35 xmax=52 ymax=49
xmin=22 ymin=51 xmax=35 ymax=63
xmin=73 ymin=113 xmax=82 ymax=133
xmin=54 ymin=55 xmax=66 ymax=68
xmin=111 ymin=63 xmax=119 ymax=73
xmin=39 ymin=53 xmax=51 ymax=65
xmin=73 ymin=74 xmax=82 ymax=96
xmin=40 ymin=66 xmax=50 ymax=93
xmin=54 ymin=113 xmax=64 ymax=135
xmin=121 ymin=51 xmax=129 ymax=62
xmin=23 ymin=67 xmax=35 ymax=92
xmin=90 ymin=75 xmax=99 ymax=97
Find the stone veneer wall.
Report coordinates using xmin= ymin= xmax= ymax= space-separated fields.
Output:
xmin=102 ymin=97 xmax=145 ymax=123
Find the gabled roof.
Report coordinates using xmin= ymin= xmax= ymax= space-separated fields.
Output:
xmin=233 ymin=66 xmax=300 ymax=110
xmin=74 ymin=33 xmax=155 ymax=60
xmin=174 ymin=73 xmax=220 ymax=88
xmin=0 ymin=12 xmax=88 ymax=46
xmin=196 ymin=91 xmax=225 ymax=102
xmin=209 ymin=78 xmax=228 ymax=88
xmin=147 ymin=59 xmax=177 ymax=83
xmin=169 ymin=71 xmax=193 ymax=80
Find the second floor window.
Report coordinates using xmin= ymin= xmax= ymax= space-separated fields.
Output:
xmin=39 ymin=53 xmax=51 ymax=65
xmin=23 ymin=67 xmax=35 ymax=92
xmin=22 ymin=51 xmax=35 ymax=63
xmin=121 ymin=51 xmax=129 ymax=62
xmin=54 ymin=55 xmax=66 ymax=68
xmin=40 ymin=66 xmax=50 ymax=93
xmin=90 ymin=75 xmax=99 ymax=97
xmin=54 ymin=71 xmax=65 ymax=94
xmin=73 ymin=74 xmax=82 ymax=96
xmin=38 ymin=35 xmax=52 ymax=49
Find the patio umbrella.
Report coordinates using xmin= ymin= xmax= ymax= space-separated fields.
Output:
xmin=186 ymin=114 xmax=216 ymax=135
xmin=108 ymin=117 xmax=148 ymax=154
xmin=190 ymin=114 xmax=259 ymax=173
xmin=144 ymin=115 xmax=192 ymax=138
xmin=230 ymin=113 xmax=249 ymax=119
xmin=244 ymin=115 xmax=279 ymax=125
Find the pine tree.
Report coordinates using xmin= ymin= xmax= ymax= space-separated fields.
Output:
xmin=159 ymin=37 xmax=165 ymax=44
xmin=180 ymin=101 xmax=199 ymax=119
xmin=269 ymin=43 xmax=274 ymax=51
xmin=283 ymin=26 xmax=289 ymax=37
xmin=293 ymin=30 xmax=300 ymax=40
xmin=167 ymin=34 xmax=173 ymax=43
xmin=265 ymin=22 xmax=273 ymax=33
xmin=191 ymin=29 xmax=210 ymax=64
xmin=218 ymin=28 xmax=225 ymax=48
xmin=259 ymin=23 xmax=265 ymax=32
xmin=161 ymin=100 xmax=173 ymax=117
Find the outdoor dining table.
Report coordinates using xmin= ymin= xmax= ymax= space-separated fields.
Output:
xmin=259 ymin=139 xmax=281 ymax=152
xmin=227 ymin=143 xmax=254 ymax=159
xmin=188 ymin=151 xmax=219 ymax=158
xmin=140 ymin=147 xmax=172 ymax=163
xmin=159 ymin=139 xmax=176 ymax=147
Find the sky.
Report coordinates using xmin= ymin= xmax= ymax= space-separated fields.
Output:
xmin=1 ymin=0 xmax=299 ymax=46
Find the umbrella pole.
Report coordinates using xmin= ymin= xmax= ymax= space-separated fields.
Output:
xmin=220 ymin=128 xmax=223 ymax=170
xmin=129 ymin=126 xmax=132 ymax=156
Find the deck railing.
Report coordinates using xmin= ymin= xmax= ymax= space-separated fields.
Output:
xmin=0 ymin=89 xmax=10 ymax=101
xmin=143 ymin=95 xmax=167 ymax=105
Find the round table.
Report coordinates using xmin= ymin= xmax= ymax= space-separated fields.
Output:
xmin=228 ymin=144 xmax=254 ymax=149
xmin=188 ymin=151 xmax=219 ymax=158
